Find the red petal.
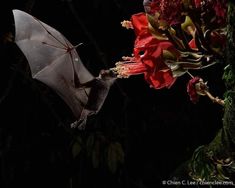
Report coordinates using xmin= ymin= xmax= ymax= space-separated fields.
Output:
xmin=144 ymin=69 xmax=176 ymax=89
xmin=131 ymin=13 xmax=148 ymax=36
xmin=189 ymin=39 xmax=197 ymax=49
xmin=194 ymin=0 xmax=201 ymax=8
xmin=187 ymin=77 xmax=201 ymax=103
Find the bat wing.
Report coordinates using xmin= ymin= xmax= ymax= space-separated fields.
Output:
xmin=13 ymin=9 xmax=93 ymax=83
xmin=13 ymin=9 xmax=114 ymax=126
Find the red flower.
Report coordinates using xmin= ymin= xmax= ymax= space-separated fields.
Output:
xmin=131 ymin=13 xmax=149 ymax=36
xmin=159 ymin=0 xmax=183 ymax=26
xmin=187 ymin=77 xmax=201 ymax=103
xmin=194 ymin=0 xmax=227 ymax=26
xmin=133 ymin=35 xmax=177 ymax=89
xmin=132 ymin=13 xmax=177 ymax=88
xmin=209 ymin=30 xmax=226 ymax=51
xmin=194 ymin=0 xmax=201 ymax=8
xmin=113 ymin=13 xmax=177 ymax=89
xmin=187 ymin=77 xmax=208 ymax=103
xmin=213 ymin=0 xmax=227 ymax=25
xmin=143 ymin=0 xmax=161 ymax=15
xmin=144 ymin=0 xmax=183 ymax=26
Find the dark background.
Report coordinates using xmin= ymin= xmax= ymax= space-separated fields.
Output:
xmin=0 ymin=0 xmax=225 ymax=187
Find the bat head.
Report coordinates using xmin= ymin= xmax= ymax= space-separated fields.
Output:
xmin=99 ymin=69 xmax=117 ymax=84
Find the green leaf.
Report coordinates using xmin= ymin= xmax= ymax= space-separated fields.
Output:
xmin=108 ymin=143 xmax=117 ymax=173
xmin=114 ymin=142 xmax=125 ymax=164
xmin=86 ymin=134 xmax=94 ymax=156
xmin=92 ymin=141 xmax=100 ymax=168
xmin=107 ymin=142 xmax=125 ymax=173
xmin=72 ymin=141 xmax=82 ymax=158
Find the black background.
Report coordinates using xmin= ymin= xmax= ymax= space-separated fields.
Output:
xmin=0 ymin=0 xmax=225 ymax=187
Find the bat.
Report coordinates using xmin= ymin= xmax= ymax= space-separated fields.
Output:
xmin=12 ymin=9 xmax=116 ymax=129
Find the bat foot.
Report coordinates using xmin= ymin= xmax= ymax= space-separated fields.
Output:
xmin=70 ymin=118 xmax=87 ymax=130
xmin=70 ymin=121 xmax=78 ymax=128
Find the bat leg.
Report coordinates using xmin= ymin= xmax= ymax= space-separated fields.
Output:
xmin=71 ymin=121 xmax=78 ymax=128
xmin=70 ymin=119 xmax=87 ymax=130
xmin=70 ymin=108 xmax=94 ymax=129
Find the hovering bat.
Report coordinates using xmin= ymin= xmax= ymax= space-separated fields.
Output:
xmin=12 ymin=9 xmax=116 ymax=129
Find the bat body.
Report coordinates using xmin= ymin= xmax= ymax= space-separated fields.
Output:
xmin=13 ymin=9 xmax=116 ymax=128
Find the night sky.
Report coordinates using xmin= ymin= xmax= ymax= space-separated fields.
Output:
xmin=0 ymin=0 xmax=226 ymax=187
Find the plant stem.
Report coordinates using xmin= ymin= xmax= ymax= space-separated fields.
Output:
xmin=204 ymin=91 xmax=225 ymax=106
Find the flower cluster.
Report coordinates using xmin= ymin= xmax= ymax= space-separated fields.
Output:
xmin=111 ymin=0 xmax=227 ymax=103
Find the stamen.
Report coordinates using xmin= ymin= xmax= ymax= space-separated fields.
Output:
xmin=121 ymin=20 xmax=134 ymax=29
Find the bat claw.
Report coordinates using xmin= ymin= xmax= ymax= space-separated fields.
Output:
xmin=70 ymin=121 xmax=78 ymax=128
xmin=70 ymin=118 xmax=87 ymax=130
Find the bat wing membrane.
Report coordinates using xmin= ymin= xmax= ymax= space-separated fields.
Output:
xmin=13 ymin=10 xmax=94 ymax=119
